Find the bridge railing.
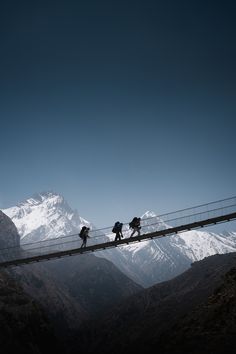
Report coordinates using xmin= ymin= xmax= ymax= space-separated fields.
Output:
xmin=159 ymin=196 xmax=236 ymax=227
xmin=0 ymin=196 xmax=235 ymax=264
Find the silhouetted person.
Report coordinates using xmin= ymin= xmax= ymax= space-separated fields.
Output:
xmin=129 ymin=217 xmax=141 ymax=237
xmin=112 ymin=221 xmax=123 ymax=241
xmin=79 ymin=226 xmax=90 ymax=248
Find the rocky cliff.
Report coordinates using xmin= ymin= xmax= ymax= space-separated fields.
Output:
xmin=0 ymin=270 xmax=64 ymax=354
xmin=75 ymin=252 xmax=236 ymax=354
xmin=0 ymin=210 xmax=20 ymax=261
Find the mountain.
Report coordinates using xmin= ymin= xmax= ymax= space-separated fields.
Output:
xmin=3 ymin=191 xmax=236 ymax=287
xmin=0 ymin=210 xmax=20 ymax=262
xmin=102 ymin=227 xmax=236 ymax=287
xmin=0 ymin=210 xmax=89 ymax=335
xmin=0 ymin=209 xmax=142 ymax=338
xmin=158 ymin=265 xmax=236 ymax=354
xmin=75 ymin=252 xmax=236 ymax=354
xmin=0 ymin=270 xmax=65 ymax=354
xmin=44 ymin=254 xmax=142 ymax=317
xmin=2 ymin=205 xmax=235 ymax=354
xmin=3 ymin=191 xmax=92 ymax=243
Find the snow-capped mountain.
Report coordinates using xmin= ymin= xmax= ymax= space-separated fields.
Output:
xmin=2 ymin=191 xmax=236 ymax=287
xmin=4 ymin=192 xmax=92 ymax=243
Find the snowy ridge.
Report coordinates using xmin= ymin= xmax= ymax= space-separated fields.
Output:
xmin=3 ymin=192 xmax=91 ymax=243
xmin=2 ymin=191 xmax=236 ymax=287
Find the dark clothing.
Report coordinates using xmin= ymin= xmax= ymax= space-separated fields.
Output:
xmin=115 ymin=230 xmax=122 ymax=241
xmin=130 ymin=217 xmax=141 ymax=237
xmin=79 ymin=227 xmax=90 ymax=248
xmin=113 ymin=222 xmax=123 ymax=241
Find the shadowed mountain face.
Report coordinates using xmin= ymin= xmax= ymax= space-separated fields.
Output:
xmin=0 ymin=210 xmax=20 ymax=260
xmin=158 ymin=267 xmax=236 ymax=354
xmin=9 ymin=264 xmax=89 ymax=336
xmin=0 ymin=270 xmax=64 ymax=354
xmin=74 ymin=252 xmax=236 ymax=354
xmin=9 ymin=251 xmax=142 ymax=336
xmin=44 ymin=254 xmax=142 ymax=317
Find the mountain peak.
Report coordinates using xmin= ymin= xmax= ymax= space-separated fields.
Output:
xmin=22 ymin=191 xmax=64 ymax=206
xmin=141 ymin=210 xmax=157 ymax=219
xmin=3 ymin=191 xmax=91 ymax=242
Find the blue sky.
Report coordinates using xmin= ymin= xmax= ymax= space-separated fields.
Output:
xmin=0 ymin=0 xmax=236 ymax=228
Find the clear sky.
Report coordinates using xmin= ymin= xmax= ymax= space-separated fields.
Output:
xmin=0 ymin=0 xmax=236 ymax=228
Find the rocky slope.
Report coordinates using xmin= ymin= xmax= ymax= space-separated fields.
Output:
xmin=0 ymin=210 xmax=20 ymax=248
xmin=0 ymin=210 xmax=20 ymax=262
xmin=9 ymin=263 xmax=89 ymax=335
xmin=158 ymin=266 xmax=236 ymax=354
xmin=0 ymin=270 xmax=64 ymax=354
xmin=74 ymin=252 xmax=236 ymax=354
xmin=45 ymin=254 xmax=142 ymax=317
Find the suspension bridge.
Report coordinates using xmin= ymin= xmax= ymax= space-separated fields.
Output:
xmin=0 ymin=196 xmax=236 ymax=268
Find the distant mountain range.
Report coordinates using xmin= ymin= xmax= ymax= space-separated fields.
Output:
xmin=3 ymin=191 xmax=236 ymax=286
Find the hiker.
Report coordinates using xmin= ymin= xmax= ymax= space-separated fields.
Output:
xmin=112 ymin=221 xmax=123 ymax=241
xmin=79 ymin=226 xmax=90 ymax=248
xmin=129 ymin=217 xmax=141 ymax=237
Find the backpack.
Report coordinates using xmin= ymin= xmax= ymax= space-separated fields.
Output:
xmin=129 ymin=222 xmax=134 ymax=229
xmin=112 ymin=222 xmax=122 ymax=233
xmin=129 ymin=217 xmax=138 ymax=229
xmin=79 ymin=226 xmax=87 ymax=238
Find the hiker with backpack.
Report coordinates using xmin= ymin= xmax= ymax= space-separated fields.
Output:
xmin=129 ymin=217 xmax=141 ymax=237
xmin=112 ymin=221 xmax=123 ymax=241
xmin=79 ymin=226 xmax=90 ymax=248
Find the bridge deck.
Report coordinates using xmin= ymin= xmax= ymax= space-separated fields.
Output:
xmin=0 ymin=211 xmax=236 ymax=268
